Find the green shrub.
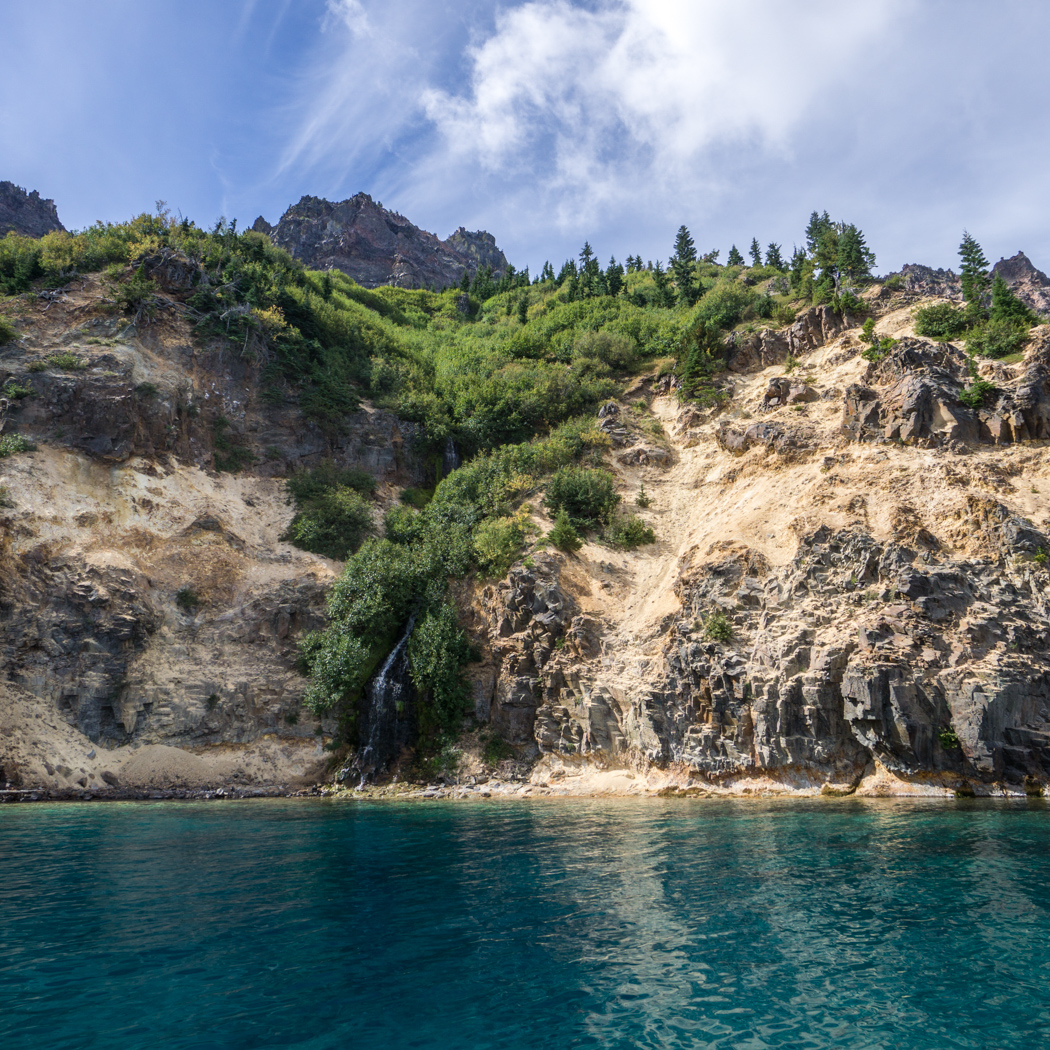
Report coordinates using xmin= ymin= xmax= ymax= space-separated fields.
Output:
xmin=959 ymin=377 xmax=996 ymax=409
xmin=704 ymin=610 xmax=733 ymax=642
xmin=635 ymin=484 xmax=652 ymax=508
xmin=571 ymin=330 xmax=637 ymax=371
xmin=547 ymin=510 xmax=582 ymax=552
xmin=473 ymin=514 xmax=527 ymax=577
xmin=44 ymin=352 xmax=87 ymax=371
xmin=281 ymin=486 xmax=373 ymax=560
xmin=1 ymin=380 xmax=33 ymax=400
xmin=286 ymin=460 xmax=376 ymax=505
xmin=408 ymin=602 xmax=472 ymax=735
xmin=914 ymin=302 xmax=969 ymax=339
xmin=384 ymin=505 xmax=424 ymax=545
xmin=860 ymin=318 xmax=877 ymax=344
xmin=0 ymin=434 xmax=36 ymax=457
xmin=175 ymin=587 xmax=200 ymax=611
xmin=882 ymin=273 xmax=903 ymax=291
xmin=966 ymin=318 xmax=1030 ymax=359
xmin=482 ymin=733 xmax=516 ymax=765
xmin=542 ymin=466 xmax=620 ymax=528
xmin=938 ymin=726 xmax=961 ymax=749
xmin=0 ymin=485 xmax=13 ymax=508
xmin=603 ymin=512 xmax=655 ymax=548
xmin=0 ymin=315 xmax=18 ymax=345
xmin=400 ymin=486 xmax=432 ymax=509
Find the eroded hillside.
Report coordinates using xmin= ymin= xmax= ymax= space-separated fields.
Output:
xmin=456 ymin=291 xmax=1050 ymax=798
xmin=0 ymin=271 xmax=420 ymax=797
xmin=3 ymin=206 xmax=1050 ymax=801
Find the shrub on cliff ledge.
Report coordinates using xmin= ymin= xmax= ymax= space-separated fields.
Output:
xmin=542 ymin=466 xmax=620 ymax=529
xmin=547 ymin=510 xmax=583 ymax=553
xmin=914 ymin=302 xmax=969 ymax=339
xmin=603 ymin=512 xmax=655 ymax=549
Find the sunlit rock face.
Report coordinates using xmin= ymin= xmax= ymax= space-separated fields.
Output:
xmin=265 ymin=193 xmax=510 ymax=290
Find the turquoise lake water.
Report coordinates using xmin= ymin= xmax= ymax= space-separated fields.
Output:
xmin=1 ymin=798 xmax=1049 ymax=1049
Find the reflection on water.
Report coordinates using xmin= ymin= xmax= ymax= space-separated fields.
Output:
xmin=2 ymin=798 xmax=1049 ymax=1049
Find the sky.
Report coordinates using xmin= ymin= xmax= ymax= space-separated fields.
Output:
xmin=3 ymin=0 xmax=1050 ymax=276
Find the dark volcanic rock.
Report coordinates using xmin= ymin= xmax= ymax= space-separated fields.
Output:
xmin=0 ymin=182 xmax=65 ymax=238
xmin=992 ymin=251 xmax=1050 ymax=315
xmin=269 ymin=194 xmax=510 ymax=290
xmin=900 ymin=263 xmax=963 ymax=301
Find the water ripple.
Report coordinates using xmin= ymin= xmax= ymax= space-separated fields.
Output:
xmin=1 ymin=798 xmax=1049 ymax=1049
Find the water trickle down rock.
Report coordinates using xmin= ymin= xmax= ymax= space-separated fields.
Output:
xmin=355 ymin=618 xmax=418 ymax=782
xmin=442 ymin=438 xmax=462 ymax=477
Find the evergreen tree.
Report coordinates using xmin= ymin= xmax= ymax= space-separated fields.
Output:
xmin=836 ymin=224 xmax=875 ymax=284
xmin=579 ymin=242 xmax=595 ymax=269
xmin=749 ymin=238 xmax=762 ymax=267
xmin=702 ymin=248 xmax=720 ymax=264
xmin=959 ymin=231 xmax=991 ymax=305
xmin=670 ymin=225 xmax=698 ymax=305
xmin=605 ymin=256 xmax=625 ymax=297
xmin=805 ymin=210 xmax=833 ymax=255
xmin=789 ymin=245 xmax=807 ymax=291
xmin=459 ymin=271 xmax=470 ymax=293
xmin=652 ymin=261 xmax=674 ymax=307
xmin=765 ymin=243 xmax=785 ymax=270
xmin=548 ymin=510 xmax=582 ymax=553
xmin=990 ymin=272 xmax=1032 ymax=324
xmin=813 ymin=225 xmax=840 ymax=287
xmin=540 ymin=261 xmax=555 ymax=283
xmin=726 ymin=244 xmax=744 ymax=266
xmin=555 ymin=259 xmax=577 ymax=286
xmin=517 ymin=291 xmax=529 ymax=324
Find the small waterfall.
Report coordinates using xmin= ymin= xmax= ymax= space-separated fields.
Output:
xmin=442 ymin=437 xmax=461 ymax=477
xmin=355 ymin=617 xmax=417 ymax=784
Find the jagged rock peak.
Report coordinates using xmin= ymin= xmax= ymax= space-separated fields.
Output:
xmin=0 ymin=181 xmax=65 ymax=238
xmin=993 ymin=251 xmax=1050 ymax=314
xmin=267 ymin=193 xmax=510 ymax=290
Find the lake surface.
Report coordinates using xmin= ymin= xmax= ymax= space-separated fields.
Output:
xmin=1 ymin=798 xmax=1049 ymax=1049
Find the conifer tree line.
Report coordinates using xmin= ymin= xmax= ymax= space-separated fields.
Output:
xmin=521 ymin=207 xmax=877 ymax=313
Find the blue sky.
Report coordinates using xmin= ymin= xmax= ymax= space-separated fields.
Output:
xmin=4 ymin=0 xmax=1050 ymax=276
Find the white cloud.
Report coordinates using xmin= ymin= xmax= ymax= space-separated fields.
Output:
xmin=422 ymin=0 xmax=907 ymax=222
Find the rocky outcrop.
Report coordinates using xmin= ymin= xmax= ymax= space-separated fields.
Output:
xmin=266 ymin=194 xmax=510 ymax=289
xmin=838 ymin=336 xmax=1050 ymax=447
xmin=0 ymin=182 xmax=64 ymax=238
xmin=726 ymin=305 xmax=854 ymax=373
xmin=900 ymin=263 xmax=963 ymax=301
xmin=901 ymin=254 xmax=1050 ymax=316
xmin=992 ymin=251 xmax=1050 ymax=315
xmin=477 ymin=522 xmax=1050 ymax=792
xmin=0 ymin=269 xmax=432 ymax=796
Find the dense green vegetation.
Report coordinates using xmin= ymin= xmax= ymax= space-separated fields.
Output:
xmin=914 ymin=232 xmax=1039 ymax=361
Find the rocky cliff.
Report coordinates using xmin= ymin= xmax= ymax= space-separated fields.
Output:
xmin=0 ymin=182 xmax=65 ymax=238
xmin=452 ymin=293 xmax=1050 ymax=799
xmin=261 ymin=194 xmax=510 ymax=289
xmin=902 ymin=251 xmax=1050 ymax=314
xmin=0 ymin=269 xmax=424 ymax=798
xmin=5 ymin=247 xmax=1050 ymax=801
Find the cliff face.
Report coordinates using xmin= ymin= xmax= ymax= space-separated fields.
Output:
xmin=901 ymin=252 xmax=1050 ymax=315
xmin=265 ymin=194 xmax=510 ymax=289
xmin=0 ymin=269 xmax=425 ymax=798
xmin=459 ymin=295 xmax=1050 ymax=798
xmin=0 ymin=182 xmax=65 ymax=238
